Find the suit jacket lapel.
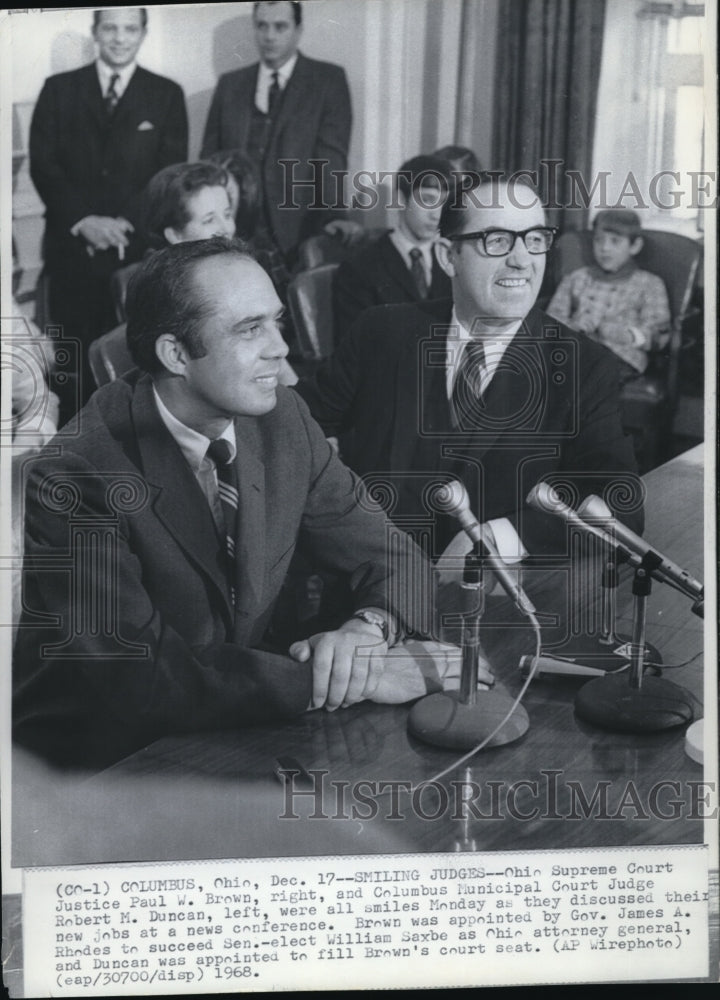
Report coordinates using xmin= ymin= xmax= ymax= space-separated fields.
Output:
xmin=111 ymin=65 xmax=148 ymax=130
xmin=80 ymin=64 xmax=108 ymax=130
xmin=389 ymin=302 xmax=454 ymax=472
xmin=270 ymin=53 xmax=309 ymax=141
xmin=232 ymin=419 xmax=266 ymax=623
xmin=465 ymin=315 xmax=543 ymax=459
xmin=132 ymin=379 xmax=232 ymax=622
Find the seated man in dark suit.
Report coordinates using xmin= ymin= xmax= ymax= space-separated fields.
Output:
xmin=333 ymin=155 xmax=453 ymax=338
xmin=298 ymin=175 xmax=644 ymax=565
xmin=13 ymin=237 xmax=440 ymax=770
xmin=29 ymin=7 xmax=188 ymax=412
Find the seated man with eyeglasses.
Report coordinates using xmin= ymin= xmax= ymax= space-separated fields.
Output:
xmin=296 ymin=174 xmax=643 ymax=564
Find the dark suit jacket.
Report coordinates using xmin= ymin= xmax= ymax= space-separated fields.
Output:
xmin=30 ymin=63 xmax=188 ymax=273
xmin=333 ymin=232 xmax=452 ymax=340
xmin=201 ymin=53 xmax=352 ymax=256
xmin=296 ymin=299 xmax=644 ymax=557
xmin=13 ymin=374 xmax=426 ymax=768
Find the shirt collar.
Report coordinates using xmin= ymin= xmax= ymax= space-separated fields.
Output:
xmin=258 ymin=52 xmax=298 ymax=88
xmin=445 ymin=307 xmax=523 ymax=398
xmin=96 ymin=59 xmax=137 ymax=97
xmin=152 ymin=385 xmax=236 ymax=473
xmin=389 ymin=228 xmax=435 ymax=272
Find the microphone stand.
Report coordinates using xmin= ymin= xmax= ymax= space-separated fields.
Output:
xmin=408 ymin=549 xmax=530 ymax=750
xmin=574 ymin=553 xmax=694 ymax=732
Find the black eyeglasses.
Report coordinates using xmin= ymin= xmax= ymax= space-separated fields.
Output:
xmin=448 ymin=227 xmax=558 ymax=256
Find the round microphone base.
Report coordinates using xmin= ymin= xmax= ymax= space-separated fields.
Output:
xmin=408 ymin=691 xmax=530 ymax=751
xmin=575 ymin=674 xmax=694 ymax=733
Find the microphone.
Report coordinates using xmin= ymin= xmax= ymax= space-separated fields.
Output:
xmin=433 ymin=481 xmax=536 ymax=617
xmin=577 ymin=494 xmax=703 ymax=605
xmin=526 ymin=482 xmax=633 ymax=555
xmin=407 ymin=480 xmax=531 ymax=751
xmin=526 ymin=483 xmax=695 ymax=734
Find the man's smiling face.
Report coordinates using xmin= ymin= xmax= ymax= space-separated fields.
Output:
xmin=440 ymin=183 xmax=547 ymax=329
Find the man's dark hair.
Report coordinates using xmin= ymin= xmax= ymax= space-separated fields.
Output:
xmin=141 ymin=162 xmax=231 ymax=248
xmin=396 ymin=155 xmax=452 ymax=204
xmin=93 ymin=8 xmax=148 ymax=30
xmin=126 ymin=237 xmax=255 ymax=375
xmin=433 ymin=145 xmax=483 ymax=176
xmin=253 ymin=1 xmax=302 ymax=26
xmin=205 ymin=149 xmax=262 ymax=237
xmin=439 ymin=171 xmax=541 ymax=238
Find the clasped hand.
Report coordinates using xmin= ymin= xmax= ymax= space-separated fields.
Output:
xmin=289 ymin=622 xmax=464 ymax=712
xmin=77 ymin=215 xmax=134 ymax=257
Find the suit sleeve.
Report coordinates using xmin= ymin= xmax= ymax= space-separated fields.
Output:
xmin=295 ymin=315 xmax=366 ymax=437
xmin=291 ymin=392 xmax=434 ymax=637
xmin=200 ymin=79 xmax=225 ymax=158
xmin=29 ymin=79 xmax=96 ymax=231
xmin=313 ymin=67 xmax=352 ymax=173
xmin=157 ymin=81 xmax=189 ymax=168
xmin=333 ymin=254 xmax=379 ymax=339
xmin=13 ymin=450 xmax=313 ymax=769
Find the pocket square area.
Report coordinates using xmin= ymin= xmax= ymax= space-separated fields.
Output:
xmin=137 ymin=121 xmax=155 ymax=131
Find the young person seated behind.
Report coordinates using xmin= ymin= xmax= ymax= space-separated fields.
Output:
xmin=547 ymin=209 xmax=671 ymax=383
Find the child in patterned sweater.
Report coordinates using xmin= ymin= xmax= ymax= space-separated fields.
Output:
xmin=548 ymin=209 xmax=671 ymax=383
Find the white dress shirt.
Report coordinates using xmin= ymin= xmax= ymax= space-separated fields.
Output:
xmin=255 ymin=53 xmax=298 ymax=113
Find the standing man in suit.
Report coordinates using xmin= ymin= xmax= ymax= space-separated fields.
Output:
xmin=297 ymin=176 xmax=643 ymax=562
xmin=30 ymin=7 xmax=188 ymax=412
xmin=201 ymin=1 xmax=352 ymax=267
xmin=333 ymin=155 xmax=453 ymax=338
xmin=13 ymin=237 xmax=438 ymax=770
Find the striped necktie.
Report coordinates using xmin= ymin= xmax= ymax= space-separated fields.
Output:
xmin=268 ymin=71 xmax=281 ymax=117
xmin=105 ymin=73 xmax=120 ymax=117
xmin=207 ymin=438 xmax=239 ymax=601
xmin=409 ymin=247 xmax=429 ymax=299
xmin=451 ymin=339 xmax=487 ymax=428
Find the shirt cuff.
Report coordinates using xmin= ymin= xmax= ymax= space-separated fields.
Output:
xmin=485 ymin=518 xmax=527 ymax=564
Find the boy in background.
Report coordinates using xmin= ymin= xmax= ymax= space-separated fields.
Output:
xmin=548 ymin=209 xmax=671 ymax=382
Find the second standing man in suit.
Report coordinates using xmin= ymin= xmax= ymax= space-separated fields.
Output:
xmin=201 ymin=1 xmax=352 ymax=269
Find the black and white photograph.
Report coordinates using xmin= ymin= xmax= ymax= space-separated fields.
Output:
xmin=1 ymin=1 xmax=717 ymax=994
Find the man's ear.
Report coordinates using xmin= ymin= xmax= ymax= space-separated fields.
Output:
xmin=164 ymin=226 xmax=182 ymax=246
xmin=155 ymin=334 xmax=188 ymax=376
xmin=630 ymin=236 xmax=643 ymax=256
xmin=435 ymin=237 xmax=456 ymax=278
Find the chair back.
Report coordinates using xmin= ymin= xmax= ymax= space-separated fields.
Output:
xmin=88 ymin=324 xmax=134 ymax=388
xmin=550 ymin=228 xmax=701 ymax=324
xmin=297 ymin=227 xmax=390 ymax=271
xmin=287 ymin=264 xmax=339 ymax=361
xmin=110 ymin=263 xmax=141 ymax=325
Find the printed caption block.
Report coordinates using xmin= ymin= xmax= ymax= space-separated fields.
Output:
xmin=24 ymin=846 xmax=709 ymax=993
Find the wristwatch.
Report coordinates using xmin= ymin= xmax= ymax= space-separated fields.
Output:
xmin=350 ymin=609 xmax=390 ymax=642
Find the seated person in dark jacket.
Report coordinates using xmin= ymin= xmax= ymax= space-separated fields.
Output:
xmin=333 ymin=154 xmax=453 ymax=339
xmin=298 ymin=174 xmax=644 ymax=566
xmin=13 ymin=237 xmax=442 ymax=769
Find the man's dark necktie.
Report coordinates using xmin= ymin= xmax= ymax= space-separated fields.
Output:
xmin=207 ymin=438 xmax=239 ymax=603
xmin=409 ymin=247 xmax=429 ymax=299
xmin=268 ymin=71 xmax=280 ymax=117
xmin=451 ymin=339 xmax=487 ymax=428
xmin=105 ymin=73 xmax=120 ymax=117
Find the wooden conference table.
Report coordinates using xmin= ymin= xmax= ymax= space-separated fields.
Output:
xmin=13 ymin=446 xmax=708 ymax=867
